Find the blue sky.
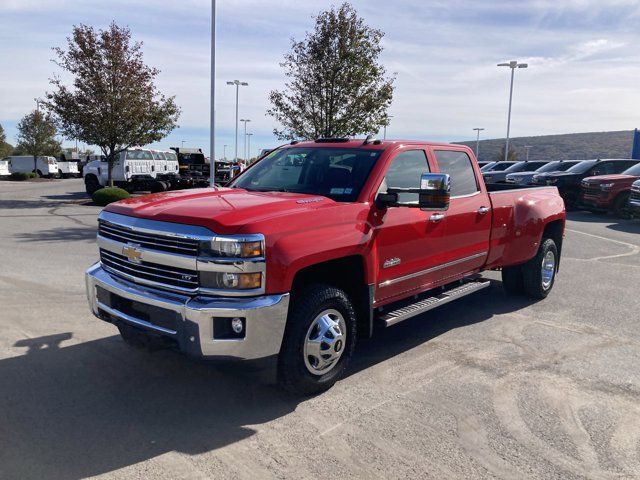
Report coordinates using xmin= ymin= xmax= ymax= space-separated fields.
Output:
xmin=1 ymin=0 xmax=639 ymax=159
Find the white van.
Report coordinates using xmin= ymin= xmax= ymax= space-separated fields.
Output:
xmin=57 ymin=161 xmax=80 ymax=178
xmin=83 ymin=148 xmax=159 ymax=194
xmin=7 ymin=156 xmax=59 ymax=177
xmin=0 ymin=159 xmax=10 ymax=177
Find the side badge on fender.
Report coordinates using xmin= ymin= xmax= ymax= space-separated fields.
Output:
xmin=383 ymin=257 xmax=401 ymax=268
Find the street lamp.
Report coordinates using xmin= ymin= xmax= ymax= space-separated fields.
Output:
xmin=246 ymin=133 xmax=253 ymax=161
xmin=383 ymin=115 xmax=394 ymax=140
xmin=223 ymin=144 xmax=227 ymax=161
xmin=181 ymin=140 xmax=186 ymax=148
xmin=240 ymin=119 xmax=251 ymax=160
xmin=226 ymin=80 xmax=249 ymax=163
xmin=473 ymin=127 xmax=485 ymax=159
xmin=497 ymin=60 xmax=528 ymax=162
xmin=524 ymin=145 xmax=533 ymax=161
xmin=210 ymin=0 xmax=217 ymax=187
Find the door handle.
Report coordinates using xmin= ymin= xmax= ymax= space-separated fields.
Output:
xmin=477 ymin=206 xmax=489 ymax=215
xmin=429 ymin=213 xmax=445 ymax=222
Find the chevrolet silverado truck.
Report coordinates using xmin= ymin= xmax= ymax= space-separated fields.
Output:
xmin=86 ymin=139 xmax=566 ymax=395
xmin=579 ymin=162 xmax=640 ymax=215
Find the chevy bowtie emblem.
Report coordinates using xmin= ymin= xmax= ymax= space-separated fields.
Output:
xmin=122 ymin=244 xmax=142 ymax=263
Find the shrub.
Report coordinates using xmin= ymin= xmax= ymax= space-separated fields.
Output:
xmin=92 ymin=187 xmax=130 ymax=206
xmin=9 ymin=172 xmax=37 ymax=181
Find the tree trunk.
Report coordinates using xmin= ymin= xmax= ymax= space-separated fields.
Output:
xmin=34 ymin=155 xmax=38 ymax=175
xmin=108 ymin=158 xmax=114 ymax=187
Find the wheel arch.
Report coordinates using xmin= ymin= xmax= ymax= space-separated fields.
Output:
xmin=290 ymin=255 xmax=374 ymax=339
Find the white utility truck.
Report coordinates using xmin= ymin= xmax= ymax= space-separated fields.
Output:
xmin=7 ymin=156 xmax=59 ymax=177
xmin=83 ymin=148 xmax=180 ymax=194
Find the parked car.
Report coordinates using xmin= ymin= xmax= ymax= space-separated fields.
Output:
xmin=532 ymin=159 xmax=640 ymax=208
xmin=7 ymin=155 xmax=59 ymax=178
xmin=86 ymin=138 xmax=565 ymax=395
xmin=57 ymin=160 xmax=80 ymax=178
xmin=629 ymin=179 xmax=640 ymax=216
xmin=506 ymin=160 xmax=582 ymax=186
xmin=579 ymin=162 xmax=640 ymax=215
xmin=83 ymin=148 xmax=159 ymax=194
xmin=0 ymin=159 xmax=10 ymax=177
xmin=483 ymin=160 xmax=549 ymax=184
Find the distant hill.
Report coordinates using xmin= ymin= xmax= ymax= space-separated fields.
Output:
xmin=455 ymin=130 xmax=637 ymax=162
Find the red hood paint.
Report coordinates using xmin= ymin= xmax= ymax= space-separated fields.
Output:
xmin=105 ymin=187 xmax=341 ymax=234
xmin=583 ymin=174 xmax=639 ymax=185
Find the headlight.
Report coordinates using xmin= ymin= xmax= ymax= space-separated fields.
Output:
xmin=200 ymin=271 xmax=262 ymax=290
xmin=200 ymin=236 xmax=263 ymax=258
xmin=600 ymin=183 xmax=614 ymax=191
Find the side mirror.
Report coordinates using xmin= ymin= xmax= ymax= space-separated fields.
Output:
xmin=375 ymin=172 xmax=451 ymax=210
xmin=419 ymin=173 xmax=451 ymax=210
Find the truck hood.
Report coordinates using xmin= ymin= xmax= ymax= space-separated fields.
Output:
xmin=105 ymin=187 xmax=339 ymax=234
xmin=582 ymin=174 xmax=639 ymax=185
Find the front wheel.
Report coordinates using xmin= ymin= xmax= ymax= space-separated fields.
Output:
xmin=84 ymin=175 xmax=102 ymax=195
xmin=612 ymin=193 xmax=630 ymax=217
xmin=278 ymin=284 xmax=357 ymax=396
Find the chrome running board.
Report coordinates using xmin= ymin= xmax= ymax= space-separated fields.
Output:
xmin=379 ymin=280 xmax=491 ymax=327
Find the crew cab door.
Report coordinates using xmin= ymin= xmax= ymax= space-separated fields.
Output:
xmin=373 ymin=148 xmax=447 ymax=303
xmin=430 ymin=148 xmax=491 ymax=275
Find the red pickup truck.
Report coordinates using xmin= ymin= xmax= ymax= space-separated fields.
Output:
xmin=86 ymin=139 xmax=565 ymax=394
xmin=580 ymin=162 xmax=640 ymax=215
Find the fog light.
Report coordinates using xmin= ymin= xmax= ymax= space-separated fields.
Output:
xmin=231 ymin=317 xmax=244 ymax=334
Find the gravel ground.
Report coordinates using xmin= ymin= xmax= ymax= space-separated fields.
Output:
xmin=1 ymin=179 xmax=639 ymax=480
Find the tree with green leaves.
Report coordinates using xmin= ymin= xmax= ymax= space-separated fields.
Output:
xmin=0 ymin=123 xmax=14 ymax=158
xmin=267 ymin=2 xmax=395 ymax=140
xmin=44 ymin=22 xmax=180 ymax=186
xmin=15 ymin=110 xmax=61 ymax=173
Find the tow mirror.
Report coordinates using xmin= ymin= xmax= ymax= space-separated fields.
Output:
xmin=375 ymin=173 xmax=451 ymax=210
xmin=419 ymin=173 xmax=451 ymax=210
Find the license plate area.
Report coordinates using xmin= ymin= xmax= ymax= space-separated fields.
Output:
xmin=96 ymin=286 xmax=181 ymax=334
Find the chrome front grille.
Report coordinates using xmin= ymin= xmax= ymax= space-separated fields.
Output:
xmin=582 ymin=186 xmax=601 ymax=197
xmin=99 ymin=220 xmax=199 ymax=256
xmin=100 ymin=248 xmax=199 ymax=292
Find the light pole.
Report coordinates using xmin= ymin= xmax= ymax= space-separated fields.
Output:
xmin=181 ymin=140 xmax=186 ymax=148
xmin=240 ymin=119 xmax=251 ymax=160
xmin=210 ymin=0 xmax=216 ymax=187
xmin=383 ymin=115 xmax=394 ymax=140
xmin=223 ymin=144 xmax=227 ymax=161
xmin=226 ymin=80 xmax=249 ymax=163
xmin=498 ymin=60 xmax=528 ymax=162
xmin=246 ymin=133 xmax=253 ymax=161
xmin=473 ymin=127 xmax=485 ymax=159
xmin=524 ymin=145 xmax=532 ymax=161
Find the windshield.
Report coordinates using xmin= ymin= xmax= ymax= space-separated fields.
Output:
xmin=485 ymin=162 xmax=513 ymax=172
xmin=230 ymin=147 xmax=382 ymax=202
xmin=622 ymin=163 xmax=640 ymax=176
xmin=566 ymin=160 xmax=597 ymax=174
xmin=536 ymin=161 xmax=580 ymax=173
xmin=504 ymin=162 xmax=527 ymax=173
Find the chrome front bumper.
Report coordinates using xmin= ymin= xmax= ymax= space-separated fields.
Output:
xmin=86 ymin=263 xmax=290 ymax=359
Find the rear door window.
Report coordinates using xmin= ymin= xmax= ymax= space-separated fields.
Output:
xmin=435 ymin=150 xmax=479 ymax=197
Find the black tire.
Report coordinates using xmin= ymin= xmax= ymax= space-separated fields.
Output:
xmin=278 ymin=284 xmax=357 ymax=396
xmin=521 ymin=238 xmax=558 ymax=299
xmin=84 ymin=175 xmax=102 ymax=195
xmin=612 ymin=193 xmax=630 ymax=217
xmin=501 ymin=265 xmax=524 ymax=294
xmin=35 ymin=170 xmax=43 ymax=178
xmin=563 ymin=190 xmax=578 ymax=210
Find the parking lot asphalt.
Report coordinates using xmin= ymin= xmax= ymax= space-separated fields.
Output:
xmin=1 ymin=179 xmax=639 ymax=480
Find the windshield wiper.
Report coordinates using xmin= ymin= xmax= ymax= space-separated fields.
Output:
xmin=244 ymin=186 xmax=290 ymax=192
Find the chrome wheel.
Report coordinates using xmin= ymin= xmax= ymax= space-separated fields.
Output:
xmin=303 ymin=309 xmax=347 ymax=376
xmin=541 ymin=250 xmax=556 ymax=290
